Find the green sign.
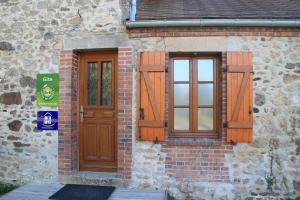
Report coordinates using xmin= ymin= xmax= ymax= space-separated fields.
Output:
xmin=36 ymin=73 xmax=59 ymax=107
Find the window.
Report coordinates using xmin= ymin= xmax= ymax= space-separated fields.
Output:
xmin=170 ymin=55 xmax=220 ymax=137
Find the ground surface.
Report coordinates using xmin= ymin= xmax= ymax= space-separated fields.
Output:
xmin=0 ymin=183 xmax=166 ymax=200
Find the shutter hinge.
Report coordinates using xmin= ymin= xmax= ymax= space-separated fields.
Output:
xmin=154 ymin=136 xmax=159 ymax=144
xmin=223 ymin=122 xmax=228 ymax=128
xmin=139 ymin=129 xmax=142 ymax=140
xmin=137 ymin=52 xmax=142 ymax=72
xmin=139 ymin=108 xmax=144 ymax=120
xmin=165 ymin=65 xmax=168 ymax=73
xmin=222 ymin=66 xmax=227 ymax=72
xmin=165 ymin=121 xmax=168 ymax=128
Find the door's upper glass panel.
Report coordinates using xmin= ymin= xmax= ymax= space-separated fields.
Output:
xmin=100 ymin=62 xmax=112 ymax=106
xmin=87 ymin=62 xmax=97 ymax=105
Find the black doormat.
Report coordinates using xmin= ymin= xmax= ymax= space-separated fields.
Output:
xmin=49 ymin=184 xmax=115 ymax=200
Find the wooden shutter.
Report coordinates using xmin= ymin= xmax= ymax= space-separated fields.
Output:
xmin=136 ymin=52 xmax=165 ymax=142
xmin=226 ymin=52 xmax=253 ymax=143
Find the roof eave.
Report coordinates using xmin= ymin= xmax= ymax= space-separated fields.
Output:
xmin=126 ymin=19 xmax=300 ymax=28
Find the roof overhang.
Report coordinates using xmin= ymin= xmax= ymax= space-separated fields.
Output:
xmin=126 ymin=19 xmax=300 ymax=28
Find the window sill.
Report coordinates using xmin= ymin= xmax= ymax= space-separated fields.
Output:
xmin=166 ymin=134 xmax=225 ymax=146
xmin=169 ymin=132 xmax=220 ymax=138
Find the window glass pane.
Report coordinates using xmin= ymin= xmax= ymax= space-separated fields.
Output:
xmin=174 ymin=108 xmax=189 ymax=130
xmin=174 ymin=60 xmax=189 ymax=81
xmin=100 ymin=62 xmax=112 ymax=106
xmin=87 ymin=62 xmax=97 ymax=105
xmin=198 ymin=59 xmax=214 ymax=81
xmin=174 ymin=84 xmax=189 ymax=106
xmin=198 ymin=108 xmax=213 ymax=130
xmin=198 ymin=84 xmax=213 ymax=106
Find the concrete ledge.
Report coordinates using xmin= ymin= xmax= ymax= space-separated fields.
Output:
xmin=58 ymin=172 xmax=128 ymax=187
xmin=63 ymin=34 xmax=131 ymax=50
xmin=165 ymin=37 xmax=227 ymax=52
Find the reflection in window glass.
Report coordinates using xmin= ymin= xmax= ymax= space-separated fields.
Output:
xmin=174 ymin=60 xmax=189 ymax=81
xmin=198 ymin=84 xmax=213 ymax=106
xmin=100 ymin=62 xmax=112 ymax=106
xmin=198 ymin=59 xmax=214 ymax=81
xmin=87 ymin=62 xmax=97 ymax=105
xmin=174 ymin=84 xmax=189 ymax=106
xmin=198 ymin=108 xmax=213 ymax=130
xmin=174 ymin=108 xmax=189 ymax=130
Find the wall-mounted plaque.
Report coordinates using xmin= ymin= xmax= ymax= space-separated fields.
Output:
xmin=36 ymin=73 xmax=59 ymax=107
xmin=37 ymin=111 xmax=58 ymax=130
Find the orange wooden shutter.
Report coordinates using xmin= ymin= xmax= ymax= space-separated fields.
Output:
xmin=136 ymin=52 xmax=165 ymax=142
xmin=226 ymin=52 xmax=253 ymax=143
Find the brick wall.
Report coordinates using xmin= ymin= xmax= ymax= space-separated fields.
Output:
xmin=163 ymin=144 xmax=233 ymax=183
xmin=58 ymin=50 xmax=79 ymax=175
xmin=117 ymin=48 xmax=133 ymax=179
xmin=161 ymin=52 xmax=234 ymax=183
xmin=129 ymin=27 xmax=300 ymax=38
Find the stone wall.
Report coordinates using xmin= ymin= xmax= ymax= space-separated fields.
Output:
xmin=0 ymin=0 xmax=129 ymax=184
xmin=0 ymin=0 xmax=300 ymax=199
xmin=130 ymin=36 xmax=300 ymax=199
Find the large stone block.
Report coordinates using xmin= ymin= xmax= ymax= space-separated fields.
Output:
xmin=13 ymin=142 xmax=30 ymax=147
xmin=293 ymin=181 xmax=300 ymax=191
xmin=0 ymin=92 xmax=22 ymax=105
xmin=8 ymin=120 xmax=23 ymax=132
xmin=0 ymin=41 xmax=14 ymax=51
xmin=19 ymin=76 xmax=35 ymax=88
xmin=255 ymin=93 xmax=266 ymax=106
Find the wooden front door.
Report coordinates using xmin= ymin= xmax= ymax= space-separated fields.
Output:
xmin=79 ymin=51 xmax=117 ymax=172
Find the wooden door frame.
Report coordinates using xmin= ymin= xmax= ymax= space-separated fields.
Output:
xmin=58 ymin=48 xmax=132 ymax=179
xmin=77 ymin=50 xmax=118 ymax=172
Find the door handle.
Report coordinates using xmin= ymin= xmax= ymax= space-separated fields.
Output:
xmin=80 ymin=105 xmax=84 ymax=122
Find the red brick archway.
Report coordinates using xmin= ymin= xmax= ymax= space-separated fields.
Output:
xmin=58 ymin=48 xmax=132 ymax=179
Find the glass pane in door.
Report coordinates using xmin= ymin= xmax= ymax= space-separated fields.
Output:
xmin=87 ymin=62 xmax=97 ymax=105
xmin=100 ymin=62 xmax=112 ymax=106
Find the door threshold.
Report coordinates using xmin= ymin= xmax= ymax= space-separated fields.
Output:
xmin=58 ymin=171 xmax=126 ymax=187
xmin=75 ymin=171 xmax=118 ymax=179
